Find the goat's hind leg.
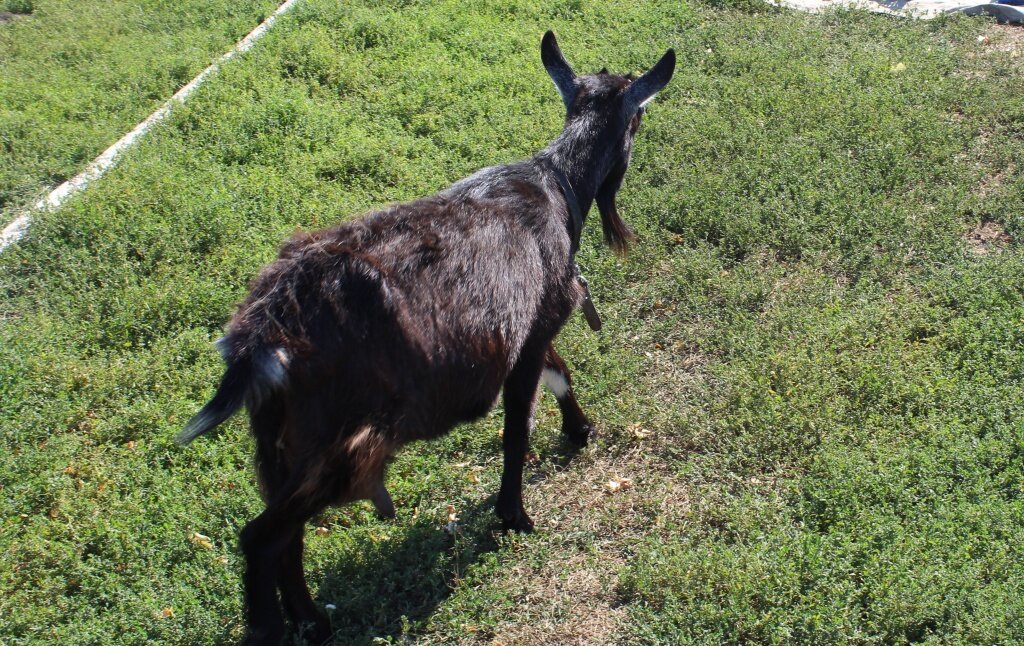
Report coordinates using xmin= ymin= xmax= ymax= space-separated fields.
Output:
xmin=278 ymin=532 xmax=330 ymax=645
xmin=242 ymin=404 xmax=329 ymax=645
xmin=239 ymin=500 xmax=317 ymax=646
xmin=240 ymin=475 xmax=335 ymax=646
xmin=543 ymin=345 xmax=595 ymax=447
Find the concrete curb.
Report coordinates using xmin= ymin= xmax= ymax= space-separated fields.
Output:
xmin=0 ymin=0 xmax=302 ymax=252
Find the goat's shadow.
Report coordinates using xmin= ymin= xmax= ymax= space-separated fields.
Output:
xmin=304 ymin=436 xmax=586 ymax=645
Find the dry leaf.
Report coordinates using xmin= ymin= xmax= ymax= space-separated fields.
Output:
xmin=215 ymin=555 xmax=229 ymax=565
xmin=466 ymin=469 xmax=481 ymax=484
xmin=161 ymin=607 xmax=175 ymax=619
xmin=890 ymin=62 xmax=906 ymax=73
xmin=189 ymin=532 xmax=213 ymax=550
xmin=627 ymin=423 xmax=651 ymax=440
xmin=125 ymin=440 xmax=135 ymax=449
xmin=315 ymin=526 xmax=329 ymax=536
xmin=444 ymin=505 xmax=461 ymax=534
xmin=606 ymin=475 xmax=633 ymax=493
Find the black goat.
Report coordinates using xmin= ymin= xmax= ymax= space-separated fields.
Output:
xmin=180 ymin=31 xmax=674 ymax=646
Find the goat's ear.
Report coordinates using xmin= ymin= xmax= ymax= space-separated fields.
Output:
xmin=623 ymin=49 xmax=675 ymax=116
xmin=541 ymin=30 xmax=577 ymax=111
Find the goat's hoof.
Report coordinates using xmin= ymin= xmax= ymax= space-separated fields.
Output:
xmin=500 ymin=510 xmax=535 ymax=533
xmin=296 ymin=616 xmax=331 ymax=645
xmin=563 ymin=422 xmax=596 ymax=447
xmin=238 ymin=626 xmax=284 ymax=646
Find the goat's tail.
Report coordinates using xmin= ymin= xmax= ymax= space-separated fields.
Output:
xmin=177 ymin=341 xmax=289 ymax=444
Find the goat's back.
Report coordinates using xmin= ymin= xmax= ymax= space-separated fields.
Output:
xmin=223 ymin=165 xmax=576 ymax=436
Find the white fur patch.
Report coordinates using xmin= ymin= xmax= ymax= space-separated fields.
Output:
xmin=255 ymin=347 xmax=289 ymax=389
xmin=541 ymin=368 xmax=570 ymax=398
xmin=245 ymin=347 xmax=289 ymax=408
xmin=213 ymin=336 xmax=230 ymax=359
xmin=273 ymin=347 xmax=290 ymax=369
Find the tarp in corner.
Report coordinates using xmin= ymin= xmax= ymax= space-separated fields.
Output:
xmin=771 ymin=0 xmax=1024 ymax=22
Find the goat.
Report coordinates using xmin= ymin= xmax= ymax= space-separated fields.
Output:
xmin=179 ymin=31 xmax=674 ymax=646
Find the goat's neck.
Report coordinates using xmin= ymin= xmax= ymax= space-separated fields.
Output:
xmin=542 ymin=122 xmax=617 ymax=219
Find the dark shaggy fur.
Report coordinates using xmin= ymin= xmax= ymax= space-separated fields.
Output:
xmin=180 ymin=31 xmax=674 ymax=646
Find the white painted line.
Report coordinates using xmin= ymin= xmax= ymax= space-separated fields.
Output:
xmin=0 ymin=0 xmax=302 ymax=252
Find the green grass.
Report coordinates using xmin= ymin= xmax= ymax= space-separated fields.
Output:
xmin=2 ymin=0 xmax=1023 ymax=643
xmin=0 ymin=0 xmax=281 ymax=214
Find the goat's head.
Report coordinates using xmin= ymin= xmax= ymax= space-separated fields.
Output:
xmin=541 ymin=31 xmax=674 ymax=254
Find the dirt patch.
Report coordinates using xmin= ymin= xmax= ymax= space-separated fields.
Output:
xmin=980 ymin=24 xmax=1024 ymax=56
xmin=457 ymin=451 xmax=693 ymax=646
xmin=960 ymin=24 xmax=1023 ymax=79
xmin=966 ymin=220 xmax=1011 ymax=255
xmin=483 ymin=555 xmax=626 ymax=646
xmin=977 ymin=162 xmax=1013 ymax=200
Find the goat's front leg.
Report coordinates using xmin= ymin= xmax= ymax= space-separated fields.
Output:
xmin=497 ymin=347 xmax=545 ymax=533
xmin=542 ymin=345 xmax=595 ymax=447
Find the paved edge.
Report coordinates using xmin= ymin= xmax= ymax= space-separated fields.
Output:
xmin=0 ymin=0 xmax=303 ymax=252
